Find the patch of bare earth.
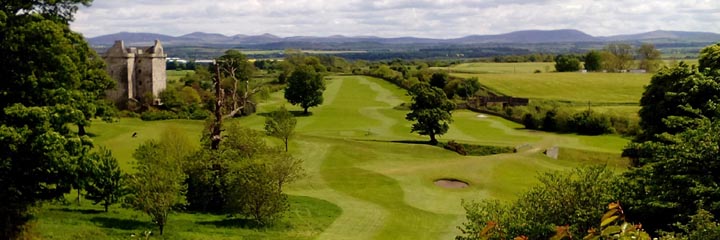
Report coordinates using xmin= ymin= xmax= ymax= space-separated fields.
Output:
xmin=434 ymin=179 xmax=469 ymax=189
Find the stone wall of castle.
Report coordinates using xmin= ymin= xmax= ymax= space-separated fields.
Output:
xmin=103 ymin=40 xmax=166 ymax=107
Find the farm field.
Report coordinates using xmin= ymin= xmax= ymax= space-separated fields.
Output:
xmin=37 ymin=75 xmax=630 ymax=239
xmin=438 ymin=62 xmax=557 ymax=74
xmin=452 ymin=72 xmax=651 ymax=104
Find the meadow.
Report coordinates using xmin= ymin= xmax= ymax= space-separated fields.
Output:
xmin=36 ymin=75 xmax=630 ymax=239
xmin=437 ymin=62 xmax=557 ymax=74
xmin=452 ymin=71 xmax=650 ymax=104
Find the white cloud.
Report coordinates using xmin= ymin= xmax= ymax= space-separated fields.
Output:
xmin=71 ymin=0 xmax=720 ymax=38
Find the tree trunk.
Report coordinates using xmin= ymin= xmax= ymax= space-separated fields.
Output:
xmin=78 ymin=124 xmax=86 ymax=136
xmin=77 ymin=189 xmax=81 ymax=205
xmin=429 ymin=134 xmax=438 ymax=145
xmin=284 ymin=139 xmax=289 ymax=152
xmin=159 ymin=224 xmax=164 ymax=235
xmin=303 ymin=107 xmax=308 ymax=115
xmin=104 ymin=202 xmax=109 ymax=212
xmin=211 ymin=64 xmax=223 ymax=150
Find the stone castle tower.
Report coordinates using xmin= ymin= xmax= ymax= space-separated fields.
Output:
xmin=103 ymin=40 xmax=167 ymax=107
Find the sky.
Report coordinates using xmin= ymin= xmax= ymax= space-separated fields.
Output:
xmin=71 ymin=0 xmax=720 ymax=38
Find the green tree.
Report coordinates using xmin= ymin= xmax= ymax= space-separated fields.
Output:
xmin=264 ymin=106 xmax=297 ymax=152
xmin=84 ymin=146 xmax=125 ymax=212
xmin=623 ymin=120 xmax=720 ymax=232
xmin=457 ymin=166 xmax=622 ymax=240
xmin=0 ymin=1 xmax=113 ymax=237
xmin=602 ymin=43 xmax=634 ymax=72
xmin=699 ymin=43 xmax=720 ymax=74
xmin=621 ymin=43 xmax=720 ymax=233
xmin=217 ymin=50 xmax=259 ymax=117
xmin=127 ymin=128 xmax=190 ymax=235
xmin=635 ymin=62 xmax=720 ymax=140
xmin=554 ymin=54 xmax=581 ymax=72
xmin=186 ymin=122 xmax=303 ymax=225
xmin=430 ymin=72 xmax=449 ymax=89
xmin=406 ymin=82 xmax=456 ymax=145
xmin=584 ymin=50 xmax=602 ymax=72
xmin=284 ymin=65 xmax=325 ymax=114
xmin=226 ymin=151 xmax=303 ymax=225
xmin=637 ymin=43 xmax=662 ymax=72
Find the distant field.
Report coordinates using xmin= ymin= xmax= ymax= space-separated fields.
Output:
xmin=240 ymin=50 xmax=367 ymax=55
xmin=452 ymin=72 xmax=650 ymax=104
xmin=433 ymin=62 xmax=557 ymax=74
xmin=166 ymin=70 xmax=194 ymax=86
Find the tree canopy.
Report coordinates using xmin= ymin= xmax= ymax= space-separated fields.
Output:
xmin=554 ymin=54 xmax=581 ymax=72
xmin=405 ymin=82 xmax=455 ymax=145
xmin=584 ymin=50 xmax=602 ymax=72
xmin=622 ymin=42 xmax=720 ymax=233
xmin=284 ymin=65 xmax=326 ymax=114
xmin=0 ymin=0 xmax=114 ymax=237
xmin=265 ymin=106 xmax=297 ymax=152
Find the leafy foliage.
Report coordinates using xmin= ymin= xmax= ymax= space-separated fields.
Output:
xmin=637 ymin=62 xmax=720 ymax=140
xmin=126 ymin=128 xmax=191 ymax=235
xmin=583 ymin=202 xmax=651 ymax=240
xmin=406 ymin=82 xmax=456 ymax=144
xmin=457 ymin=166 xmax=621 ymax=239
xmin=623 ymin=119 xmax=720 ymax=232
xmin=0 ymin=1 xmax=114 ymax=237
xmin=84 ymin=146 xmax=125 ymax=212
xmin=264 ymin=106 xmax=297 ymax=152
xmin=186 ymin=122 xmax=304 ymax=225
xmin=284 ymin=65 xmax=326 ymax=114
xmin=584 ymin=50 xmax=602 ymax=72
xmin=637 ymin=43 xmax=662 ymax=72
xmin=554 ymin=54 xmax=581 ymax=72
xmin=622 ymin=42 xmax=720 ymax=233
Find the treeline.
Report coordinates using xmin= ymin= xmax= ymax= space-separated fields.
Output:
xmin=137 ymin=50 xmax=345 ymax=121
xmin=554 ymin=43 xmax=663 ymax=72
xmin=355 ymin=59 xmax=483 ymax=101
xmin=486 ymin=102 xmax=640 ymax=136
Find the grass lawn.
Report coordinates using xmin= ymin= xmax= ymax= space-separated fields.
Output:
xmin=452 ymin=72 xmax=650 ymax=104
xmin=167 ymin=70 xmax=194 ymax=85
xmin=37 ymin=75 xmax=631 ymax=239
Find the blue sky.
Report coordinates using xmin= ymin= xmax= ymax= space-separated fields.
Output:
xmin=71 ymin=0 xmax=720 ymax=38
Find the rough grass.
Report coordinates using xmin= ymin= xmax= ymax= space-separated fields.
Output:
xmin=36 ymin=195 xmax=340 ymax=240
xmin=38 ymin=75 xmax=632 ymax=239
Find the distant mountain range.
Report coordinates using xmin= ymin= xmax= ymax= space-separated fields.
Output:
xmin=87 ymin=29 xmax=720 ymax=47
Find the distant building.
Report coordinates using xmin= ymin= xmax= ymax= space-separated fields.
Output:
xmin=103 ymin=40 xmax=167 ymax=107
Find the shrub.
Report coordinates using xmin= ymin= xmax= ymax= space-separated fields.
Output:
xmin=569 ymin=110 xmax=613 ymax=135
xmin=443 ymin=140 xmax=467 ymax=155
xmin=140 ymin=110 xmax=178 ymax=121
xmin=458 ymin=166 xmax=622 ymax=239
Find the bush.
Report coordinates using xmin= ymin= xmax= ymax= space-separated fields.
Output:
xmin=569 ymin=110 xmax=613 ymax=135
xmin=118 ymin=110 xmax=140 ymax=118
xmin=140 ymin=110 xmax=178 ymax=121
xmin=443 ymin=140 xmax=467 ymax=155
xmin=458 ymin=166 xmax=622 ymax=239
xmin=440 ymin=141 xmax=514 ymax=156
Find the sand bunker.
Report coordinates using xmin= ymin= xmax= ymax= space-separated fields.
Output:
xmin=476 ymin=114 xmax=488 ymax=118
xmin=434 ymin=178 xmax=469 ymax=189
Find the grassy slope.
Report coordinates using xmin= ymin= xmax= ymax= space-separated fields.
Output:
xmin=38 ymin=75 xmax=630 ymax=239
xmin=451 ymin=72 xmax=650 ymax=104
xmin=440 ymin=62 xmax=557 ymax=74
